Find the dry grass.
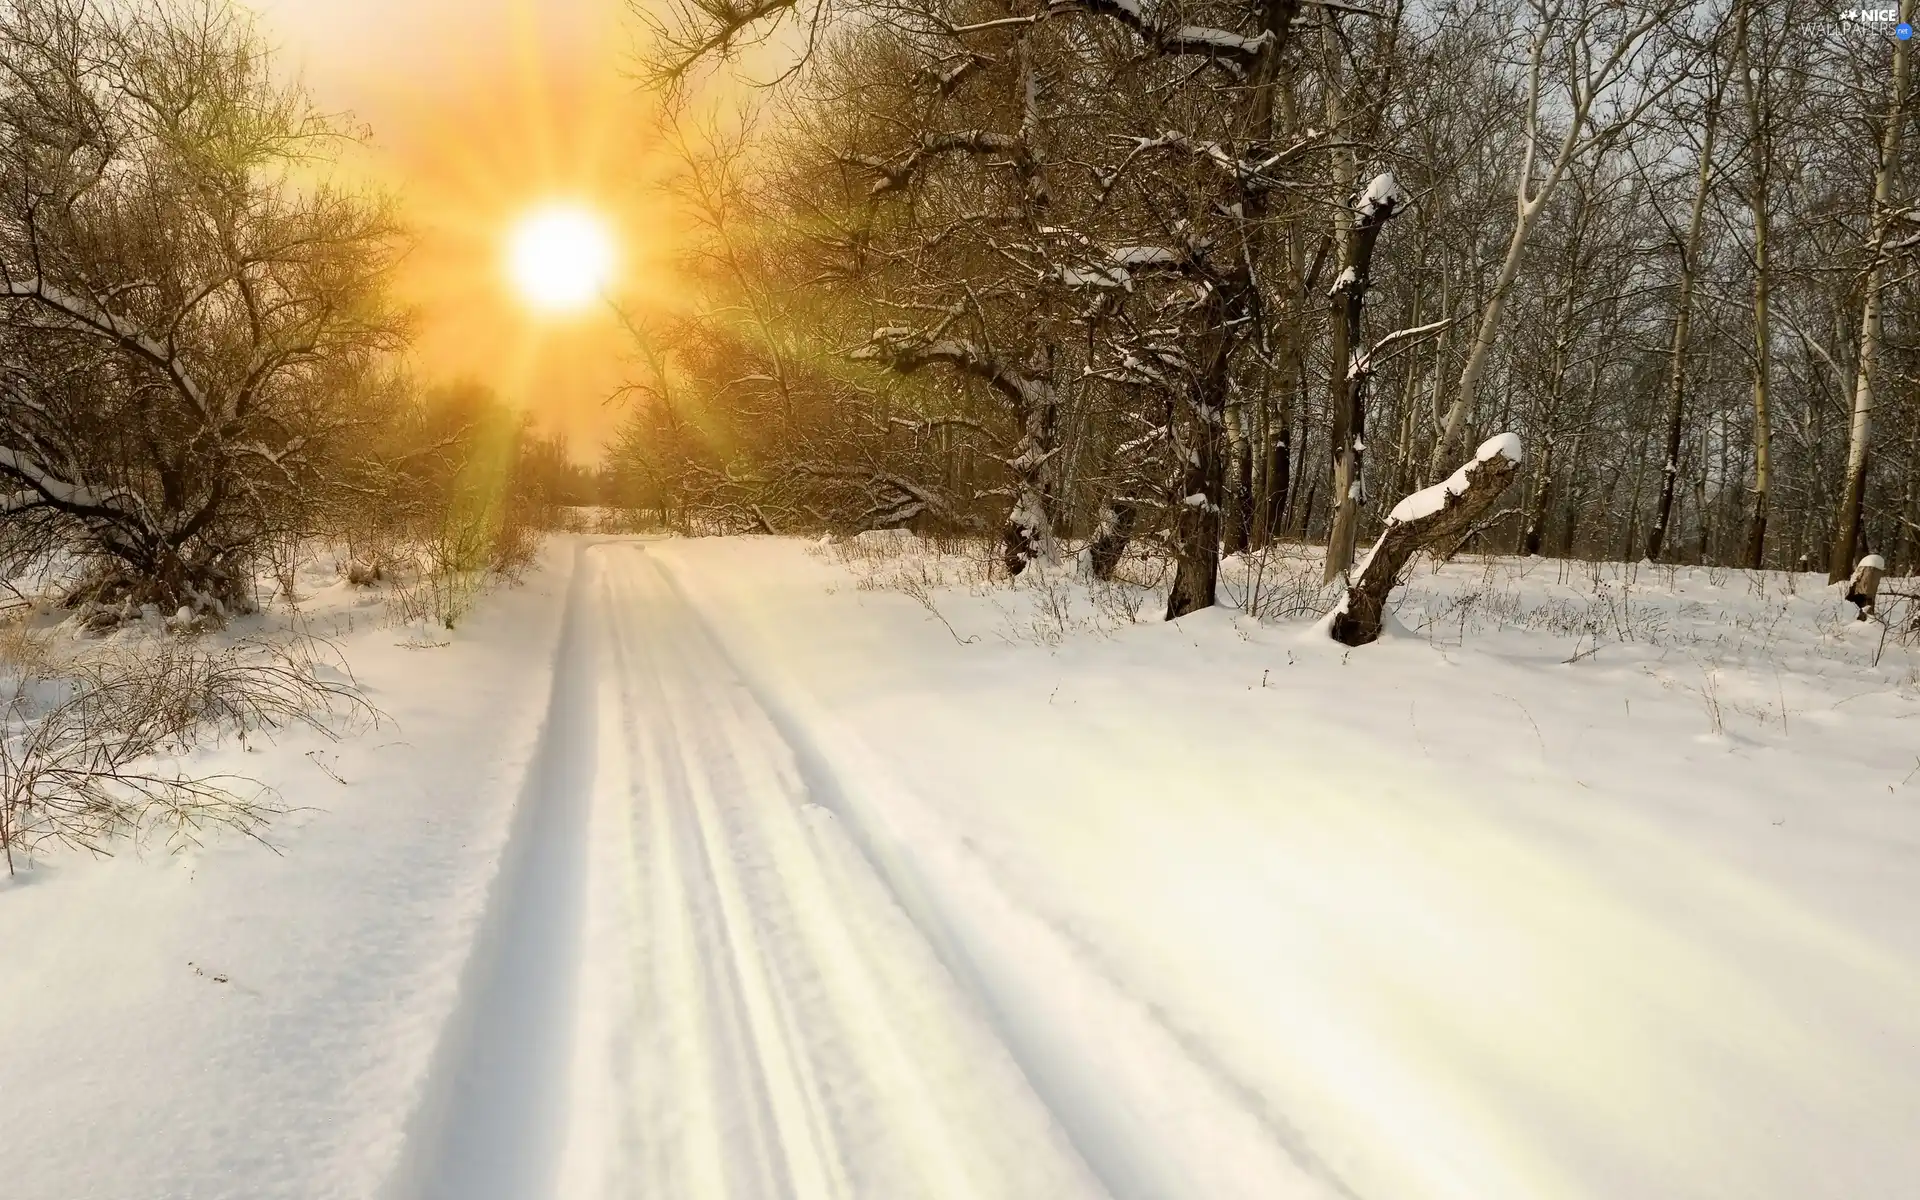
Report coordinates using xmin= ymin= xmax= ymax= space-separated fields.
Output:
xmin=356 ymin=499 xmax=543 ymax=635
xmin=0 ymin=628 xmax=377 ymax=874
xmin=805 ymin=530 xmax=1919 ymax=693
xmin=815 ymin=530 xmax=1169 ymax=645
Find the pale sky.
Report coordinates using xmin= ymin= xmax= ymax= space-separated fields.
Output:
xmin=247 ymin=0 xmax=673 ymax=458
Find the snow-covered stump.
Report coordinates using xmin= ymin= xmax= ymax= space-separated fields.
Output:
xmin=1847 ymin=554 xmax=1886 ymax=621
xmin=1327 ymin=434 xmax=1523 ymax=647
xmin=1087 ymin=500 xmax=1135 ymax=581
xmin=1002 ymin=485 xmax=1055 ymax=578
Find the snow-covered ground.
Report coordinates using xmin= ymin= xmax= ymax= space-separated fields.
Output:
xmin=0 ymin=543 xmax=581 ymax=1200
xmin=5 ymin=534 xmax=1920 ymax=1199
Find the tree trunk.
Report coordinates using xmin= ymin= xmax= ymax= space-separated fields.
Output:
xmin=1647 ymin=48 xmax=1725 ymax=562
xmin=1167 ymin=296 xmax=1228 ymax=619
xmin=1620 ymin=426 xmax=1652 ymax=561
xmin=1166 ymin=0 xmax=1303 ymax=617
xmin=1266 ymin=419 xmax=1292 ymax=544
xmin=1088 ymin=500 xmax=1136 ymax=580
xmin=1846 ymin=555 xmax=1885 ymax=619
xmin=1319 ymin=17 xmax=1362 ymax=580
xmin=1737 ymin=0 xmax=1774 ymax=571
xmin=1002 ymin=376 xmax=1060 ymax=576
xmin=1832 ymin=0 xmax=1914 ymax=581
xmin=1223 ymin=405 xmax=1252 ymax=556
xmin=1555 ymin=433 xmax=1588 ymax=557
xmin=1521 ymin=433 xmax=1555 ymax=556
xmin=1322 ymin=176 xmax=1407 ymax=583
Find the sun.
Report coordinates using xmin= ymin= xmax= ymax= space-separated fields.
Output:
xmin=506 ymin=205 xmax=616 ymax=314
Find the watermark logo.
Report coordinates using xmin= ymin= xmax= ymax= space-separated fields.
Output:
xmin=1840 ymin=7 xmax=1912 ymax=36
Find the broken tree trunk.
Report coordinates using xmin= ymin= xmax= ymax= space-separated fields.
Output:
xmin=1847 ymin=554 xmax=1886 ymax=621
xmin=1327 ymin=434 xmax=1525 ymax=647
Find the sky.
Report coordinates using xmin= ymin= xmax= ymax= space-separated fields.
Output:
xmin=248 ymin=0 xmax=675 ymax=459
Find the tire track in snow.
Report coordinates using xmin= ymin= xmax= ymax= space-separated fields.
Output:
xmin=391 ymin=542 xmax=1107 ymax=1199
xmin=382 ymin=542 xmax=598 ymax=1200
xmin=651 ymin=546 xmax=1360 ymax=1200
xmin=563 ymin=544 xmax=1106 ymax=1199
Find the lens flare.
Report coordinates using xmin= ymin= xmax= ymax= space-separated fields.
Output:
xmin=506 ymin=205 xmax=615 ymax=313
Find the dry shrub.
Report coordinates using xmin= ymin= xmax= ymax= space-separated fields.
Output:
xmin=489 ymin=505 xmax=542 ymax=579
xmin=0 ymin=632 xmax=377 ymax=874
xmin=1220 ymin=542 xmax=1340 ymax=621
xmin=828 ymin=530 xmax=999 ymax=590
xmin=379 ymin=494 xmax=543 ymax=633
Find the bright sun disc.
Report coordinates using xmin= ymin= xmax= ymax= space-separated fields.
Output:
xmin=507 ymin=206 xmax=615 ymax=313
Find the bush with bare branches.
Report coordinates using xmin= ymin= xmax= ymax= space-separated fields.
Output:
xmin=0 ymin=630 xmax=375 ymax=873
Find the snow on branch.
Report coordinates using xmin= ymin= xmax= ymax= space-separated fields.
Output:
xmin=948 ymin=0 xmax=1269 ymax=69
xmin=1111 ymin=245 xmax=1183 ymax=267
xmin=1353 ymin=171 xmax=1410 ymax=223
xmin=852 ymin=330 xmax=1055 ymax=413
xmin=793 ymin=462 xmax=981 ymax=532
xmin=1076 ymin=0 xmax=1269 ymax=65
xmin=1389 ymin=433 xmax=1522 ymax=523
xmin=0 ymin=447 xmax=145 ymax=524
xmin=1350 ymin=316 xmax=1455 ymax=384
xmin=1099 ymin=129 xmax=1324 ymax=198
xmin=1 ymin=277 xmax=216 ymax=420
xmin=852 ymin=130 xmax=1037 ymax=198
xmin=947 ymin=0 xmax=1382 ymax=42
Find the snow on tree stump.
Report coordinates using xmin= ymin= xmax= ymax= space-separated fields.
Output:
xmin=1087 ymin=500 xmax=1135 ymax=582
xmin=1327 ymin=434 xmax=1524 ymax=647
xmin=1847 ymin=554 xmax=1886 ymax=621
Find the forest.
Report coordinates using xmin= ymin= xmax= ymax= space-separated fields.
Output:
xmin=611 ymin=0 xmax=1918 ymax=622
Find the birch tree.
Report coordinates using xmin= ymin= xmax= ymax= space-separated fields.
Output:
xmin=1831 ymin=0 xmax=1916 ymax=581
xmin=1429 ymin=0 xmax=1686 ymax=477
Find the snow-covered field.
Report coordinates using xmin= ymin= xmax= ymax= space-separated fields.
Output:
xmin=5 ymin=534 xmax=1920 ymax=1199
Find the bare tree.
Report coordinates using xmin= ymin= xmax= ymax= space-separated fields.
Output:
xmin=0 ymin=0 xmax=402 ymax=622
xmin=1644 ymin=22 xmax=1728 ymax=562
xmin=1430 ymin=0 xmax=1685 ymax=477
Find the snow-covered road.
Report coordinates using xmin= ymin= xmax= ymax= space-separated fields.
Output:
xmin=389 ymin=539 xmax=1920 ymax=1200
xmin=397 ymin=543 xmax=1109 ymax=1200
xmin=10 ymin=535 xmax=1920 ymax=1199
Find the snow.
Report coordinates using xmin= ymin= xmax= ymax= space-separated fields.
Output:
xmin=1171 ymin=25 xmax=1273 ymax=53
xmin=1388 ymin=432 xmax=1524 ymax=523
xmin=1861 ymin=554 xmax=1887 ymax=571
xmin=1110 ymin=244 xmax=1179 ymax=267
xmin=1479 ymin=430 xmax=1524 ymax=463
xmin=649 ymin=537 xmax=1920 ymax=1199
xmin=1055 ymin=263 xmax=1133 ymax=291
xmin=9 ymin=532 xmax=1920 ymax=1199
xmin=0 ymin=540 xmax=582 ymax=1200
xmin=1355 ymin=170 xmax=1410 ymax=221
